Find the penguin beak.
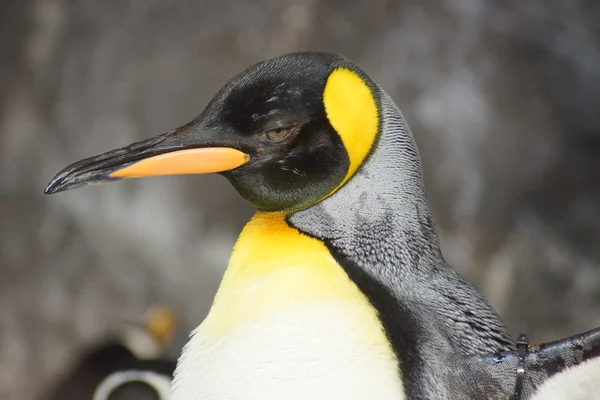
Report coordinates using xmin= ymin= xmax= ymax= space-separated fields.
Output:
xmin=44 ymin=122 xmax=250 ymax=194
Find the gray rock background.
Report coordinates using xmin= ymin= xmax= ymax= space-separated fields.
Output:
xmin=1 ymin=1 xmax=599 ymax=399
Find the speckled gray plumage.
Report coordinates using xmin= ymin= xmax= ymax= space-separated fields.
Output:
xmin=290 ymin=89 xmax=600 ymax=398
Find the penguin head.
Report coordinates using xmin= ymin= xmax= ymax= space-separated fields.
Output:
xmin=45 ymin=53 xmax=380 ymax=212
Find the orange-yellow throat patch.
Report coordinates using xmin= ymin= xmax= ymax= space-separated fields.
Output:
xmin=198 ymin=211 xmax=388 ymax=342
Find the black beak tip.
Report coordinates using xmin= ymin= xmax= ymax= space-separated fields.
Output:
xmin=43 ymin=162 xmax=94 ymax=195
xmin=44 ymin=177 xmax=63 ymax=195
xmin=43 ymin=169 xmax=122 ymax=195
xmin=44 ymin=168 xmax=75 ymax=195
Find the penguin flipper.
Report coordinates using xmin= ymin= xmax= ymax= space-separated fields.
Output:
xmin=445 ymin=327 xmax=600 ymax=399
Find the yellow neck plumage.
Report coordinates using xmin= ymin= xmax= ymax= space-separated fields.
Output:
xmin=198 ymin=211 xmax=380 ymax=337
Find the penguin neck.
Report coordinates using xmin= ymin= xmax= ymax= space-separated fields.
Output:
xmin=198 ymin=211 xmax=387 ymax=338
xmin=290 ymin=90 xmax=442 ymax=274
xmin=288 ymin=90 xmax=512 ymax=356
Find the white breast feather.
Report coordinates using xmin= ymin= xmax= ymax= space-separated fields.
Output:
xmin=531 ymin=357 xmax=600 ymax=400
xmin=171 ymin=303 xmax=406 ymax=400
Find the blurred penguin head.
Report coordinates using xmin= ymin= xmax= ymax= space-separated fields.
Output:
xmin=93 ymin=370 xmax=171 ymax=400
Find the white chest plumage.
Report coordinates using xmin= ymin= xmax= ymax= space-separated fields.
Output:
xmin=170 ymin=212 xmax=405 ymax=400
xmin=530 ymin=357 xmax=600 ymax=400
xmin=172 ymin=303 xmax=405 ymax=400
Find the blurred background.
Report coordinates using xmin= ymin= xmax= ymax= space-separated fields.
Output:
xmin=1 ymin=0 xmax=599 ymax=399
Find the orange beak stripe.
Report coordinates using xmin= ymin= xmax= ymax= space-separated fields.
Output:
xmin=109 ymin=147 xmax=249 ymax=178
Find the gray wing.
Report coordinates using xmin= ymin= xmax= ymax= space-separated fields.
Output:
xmin=445 ymin=327 xmax=600 ymax=399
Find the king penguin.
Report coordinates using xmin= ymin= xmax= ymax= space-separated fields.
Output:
xmin=45 ymin=52 xmax=600 ymax=399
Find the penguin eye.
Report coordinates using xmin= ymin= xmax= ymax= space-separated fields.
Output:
xmin=263 ymin=127 xmax=292 ymax=142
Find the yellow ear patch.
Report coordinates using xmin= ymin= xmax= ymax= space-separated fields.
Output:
xmin=323 ymin=68 xmax=379 ymax=187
